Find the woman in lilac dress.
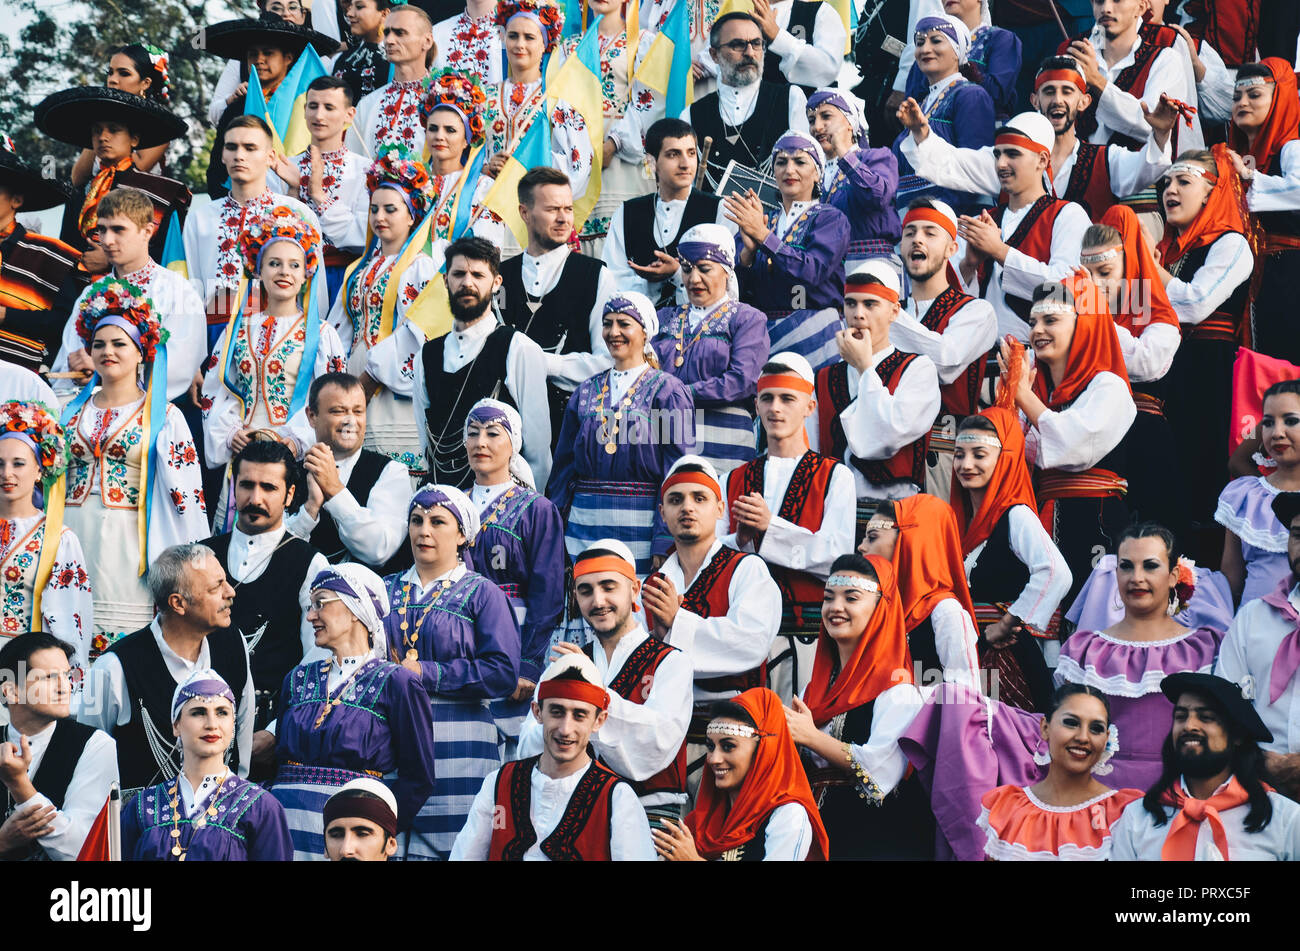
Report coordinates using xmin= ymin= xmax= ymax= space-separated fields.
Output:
xmin=123 ymin=669 xmax=292 ymax=861
xmin=267 ymin=563 xmax=437 ymax=861
xmin=384 ymin=484 xmax=520 ymax=860
xmin=551 ymin=292 xmax=696 ymax=572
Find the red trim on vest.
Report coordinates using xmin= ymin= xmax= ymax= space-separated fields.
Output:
xmin=918 ymin=285 xmax=986 ymax=418
xmin=1061 ymin=141 xmax=1116 ymax=219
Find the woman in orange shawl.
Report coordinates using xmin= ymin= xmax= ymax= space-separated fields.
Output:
xmin=654 ymin=687 xmax=829 ymax=861
xmin=951 ymin=406 xmax=1070 ymax=714
xmin=782 ymin=553 xmax=934 ymax=859
xmin=1080 ymin=205 xmax=1188 ymax=540
xmin=858 ymin=492 xmax=981 ymax=690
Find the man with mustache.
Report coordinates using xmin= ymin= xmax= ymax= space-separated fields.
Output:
xmin=200 ymin=440 xmax=329 ymax=739
xmin=1111 ymin=672 xmax=1300 ymax=860
xmin=413 ymin=236 xmax=552 ymax=488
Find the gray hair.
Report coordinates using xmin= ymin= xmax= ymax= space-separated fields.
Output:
xmin=147 ymin=543 xmax=217 ymax=613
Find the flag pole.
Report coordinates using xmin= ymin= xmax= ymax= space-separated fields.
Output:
xmin=108 ymin=783 xmax=121 ymax=862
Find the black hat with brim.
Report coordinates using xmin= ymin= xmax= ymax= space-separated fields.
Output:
xmin=197 ymin=16 xmax=341 ymax=61
xmin=34 ymin=86 xmax=189 ymax=150
xmin=1160 ymin=672 xmax=1273 ymax=744
xmin=1272 ymin=491 xmax=1300 ymax=535
xmin=0 ymin=142 xmax=76 ymax=212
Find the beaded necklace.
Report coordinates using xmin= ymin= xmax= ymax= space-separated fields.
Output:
xmin=397 ymin=568 xmax=458 ymax=661
xmin=166 ymin=770 xmax=230 ymax=860
xmin=594 ymin=365 xmax=650 ymax=454
xmin=672 ymin=300 xmax=733 ymax=367
xmin=312 ymin=655 xmax=372 ymax=729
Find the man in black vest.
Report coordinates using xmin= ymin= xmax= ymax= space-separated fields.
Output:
xmin=75 ymin=543 xmax=254 ymax=795
xmin=602 ymin=119 xmax=731 ymax=309
xmin=0 ymin=632 xmax=117 ymax=861
xmin=286 ymin=372 xmax=412 ymax=573
xmin=497 ymin=167 xmax=615 ymax=448
xmin=201 ymin=440 xmax=329 ymax=733
xmin=415 ymin=235 xmax=553 ymax=489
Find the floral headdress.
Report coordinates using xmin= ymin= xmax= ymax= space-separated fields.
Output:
xmin=142 ymin=43 xmax=171 ymax=103
xmin=0 ymin=401 xmax=69 ymax=480
xmin=419 ymin=68 xmax=488 ymax=149
xmin=1170 ymin=557 xmax=1197 ymax=617
xmin=237 ymin=205 xmax=322 ymax=277
xmin=365 ymin=144 xmax=434 ymax=223
xmin=495 ymin=0 xmax=564 ymax=52
xmin=73 ymin=276 xmax=164 ymax=363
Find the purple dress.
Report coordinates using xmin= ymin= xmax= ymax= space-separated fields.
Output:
xmin=268 ymin=657 xmax=438 ymax=861
xmin=652 ymin=301 xmax=767 ymax=477
xmin=905 ymin=26 xmax=1023 ymax=120
xmin=383 ymin=566 xmax=521 ymax=860
xmin=1066 ymin=554 xmax=1235 ymax=635
xmin=822 ymin=146 xmax=902 ymax=251
xmin=546 ymin=366 xmax=695 ymax=573
xmin=1216 ymin=476 xmax=1290 ymax=606
xmin=123 ymin=776 xmax=293 ymax=861
xmin=1055 ymin=626 xmax=1223 ymax=791
xmin=738 ymin=202 xmax=850 ymax=316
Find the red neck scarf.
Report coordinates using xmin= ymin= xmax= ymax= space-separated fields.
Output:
xmin=1156 ymin=143 xmax=1254 ymax=268
xmin=79 ymin=156 xmax=135 ymax=241
xmin=685 ymin=687 xmax=830 ymax=861
xmin=1158 ymin=776 xmax=1254 ymax=861
xmin=1097 ymin=204 xmax=1180 ymax=335
xmin=1031 ymin=271 xmax=1132 ymax=409
xmin=1227 ymin=58 xmax=1300 ymax=178
xmin=950 ymin=406 xmax=1038 ymax=555
xmin=890 ymin=493 xmax=977 ymax=632
xmin=803 ymin=555 xmax=912 ymax=725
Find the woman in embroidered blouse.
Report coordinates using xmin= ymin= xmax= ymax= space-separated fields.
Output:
xmin=384 ymin=484 xmax=521 ymax=860
xmin=124 ymin=668 xmax=293 ymax=862
xmin=202 ymin=206 xmax=347 ymax=528
xmin=328 ymin=146 xmax=435 ymax=474
xmin=267 ymin=564 xmax=437 ymax=861
xmin=549 ymin=291 xmax=695 ymax=575
xmin=978 ymin=683 xmax=1141 ymax=861
xmin=0 ymin=401 xmax=92 ymax=668
xmin=62 ymin=277 xmax=208 ymax=657
xmin=1217 ymin=380 xmax=1300 ymax=607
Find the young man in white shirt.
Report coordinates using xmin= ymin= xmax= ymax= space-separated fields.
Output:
xmin=348 ymin=4 xmax=436 ymax=158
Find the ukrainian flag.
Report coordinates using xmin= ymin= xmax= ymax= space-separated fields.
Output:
xmin=160 ymin=210 xmax=187 ymax=278
xmin=635 ymin=0 xmax=693 ymax=119
xmin=482 ymin=110 xmax=552 ymax=247
xmin=547 ymin=16 xmax=604 ymax=231
xmin=244 ymin=45 xmax=328 ymax=158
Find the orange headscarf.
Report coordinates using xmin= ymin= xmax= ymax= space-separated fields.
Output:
xmin=889 ymin=493 xmax=977 ymax=633
xmin=803 ymin=555 xmax=913 ymax=726
xmin=1096 ymin=205 xmax=1180 ymax=335
xmin=1156 ymin=143 xmax=1254 ymax=268
xmin=1030 ymin=271 xmax=1132 ymax=410
xmin=685 ymin=687 xmax=830 ymax=861
xmin=1227 ymin=58 xmax=1300 ymax=179
xmin=949 ymin=406 xmax=1038 ymax=556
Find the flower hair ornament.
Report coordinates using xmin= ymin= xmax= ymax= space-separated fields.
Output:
xmin=495 ymin=0 xmax=564 ymax=53
xmin=238 ymin=204 xmax=322 ymax=278
xmin=365 ymin=144 xmax=435 ymax=224
xmin=73 ymin=276 xmax=165 ymax=363
xmin=1169 ymin=556 xmax=1197 ymax=616
xmin=1092 ymin=724 xmax=1120 ymax=776
xmin=420 ymin=68 xmax=488 ymax=149
xmin=143 ymin=43 xmax=171 ymax=102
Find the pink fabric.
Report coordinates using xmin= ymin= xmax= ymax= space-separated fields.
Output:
xmin=1261 ymin=575 xmax=1300 ymax=704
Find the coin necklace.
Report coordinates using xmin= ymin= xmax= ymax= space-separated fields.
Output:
xmin=313 ymin=656 xmax=371 ymax=729
xmin=167 ymin=770 xmax=229 ymax=860
xmin=399 ymin=575 xmax=454 ymax=662
xmin=481 ymin=487 xmax=518 ymax=528
xmin=595 ymin=366 xmax=649 ymax=455
xmin=673 ymin=301 xmax=732 ymax=367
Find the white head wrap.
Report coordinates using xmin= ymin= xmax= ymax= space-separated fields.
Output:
xmin=410 ymin=483 xmax=481 ymax=546
xmin=309 ymin=562 xmax=392 ymax=661
xmin=463 ymin=398 xmax=535 ymax=489
xmin=602 ymin=290 xmax=660 ymax=359
xmin=678 ymin=223 xmax=739 ymax=301
xmin=915 ymin=13 xmax=971 ymax=65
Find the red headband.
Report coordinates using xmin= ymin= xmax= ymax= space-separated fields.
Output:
xmin=1035 ymin=68 xmax=1087 ymax=92
xmin=662 ymin=470 xmax=722 ymax=500
xmin=844 ymin=282 xmax=900 ymax=304
xmin=995 ymin=132 xmax=1050 ymax=156
xmin=756 ymin=372 xmax=815 ymax=394
xmin=902 ymin=206 xmax=957 ymax=239
xmin=573 ymin=554 xmax=637 ymax=581
xmin=538 ymin=678 xmax=610 ymax=710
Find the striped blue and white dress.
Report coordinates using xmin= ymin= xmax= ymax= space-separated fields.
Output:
xmin=267 ymin=656 xmax=437 ymax=861
xmin=383 ymin=563 xmax=521 ymax=860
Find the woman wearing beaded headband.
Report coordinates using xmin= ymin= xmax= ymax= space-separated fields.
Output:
xmin=202 ymin=205 xmax=347 ymax=529
xmin=782 ymin=553 xmax=934 ymax=859
xmin=656 ymin=686 xmax=828 ymax=861
xmin=461 ymin=399 xmax=565 ymax=756
xmin=329 ymin=145 xmax=436 ymax=473
xmin=549 ymin=291 xmax=696 ymax=577
xmin=382 ymin=483 xmax=521 ymax=859
xmin=70 ymin=43 xmax=172 ymax=186
xmin=122 ymin=668 xmax=293 ymax=861
xmin=648 ymin=223 xmax=767 ymax=478
xmin=266 ymin=563 xmax=437 ymax=860
xmin=0 ymin=401 xmax=92 ymax=669
xmin=62 ymin=277 xmax=208 ymax=658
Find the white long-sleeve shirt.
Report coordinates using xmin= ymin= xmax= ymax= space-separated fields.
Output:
xmin=765 ymin=0 xmax=847 ymax=90
xmin=0 ymin=363 xmax=57 ymax=407
xmin=1024 ymin=371 xmax=1136 ymax=472
xmin=450 ymin=760 xmax=656 ymax=860
xmin=892 ymin=295 xmax=998 ymax=386
xmin=222 ymin=524 xmax=331 ymax=659
xmin=1216 ymin=585 xmax=1300 ymax=755
xmin=601 ymin=194 xmax=735 ymax=304
xmin=1113 ymin=321 xmax=1180 ymax=384
xmin=1165 ymin=232 xmax=1254 ymax=326
xmin=1 ymin=515 xmax=95 ymax=672
xmin=411 ymin=313 xmax=553 ymax=491
xmin=800 ymin=682 xmax=925 ymax=797
xmin=964 ymin=503 xmax=1072 ymax=632
xmin=1248 ymin=140 xmax=1300 ymax=214
xmin=1194 ymin=40 xmax=1236 ymax=123
xmin=284 ymin=449 xmax=411 ymax=565
xmin=3 ymin=720 xmax=118 ymax=861
xmin=920 ymin=597 xmax=981 ymax=689
xmin=293 ymin=147 xmax=370 ymax=254
xmin=1087 ymin=23 xmax=1203 ymax=151
xmin=74 ymin=617 xmax=256 ymax=779
xmin=511 ymin=244 xmax=616 ymax=390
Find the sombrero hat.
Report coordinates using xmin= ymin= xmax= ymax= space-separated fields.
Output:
xmin=34 ymin=86 xmax=188 ymax=150
xmin=0 ymin=133 xmax=76 ymax=211
xmin=197 ymin=14 xmax=340 ymax=61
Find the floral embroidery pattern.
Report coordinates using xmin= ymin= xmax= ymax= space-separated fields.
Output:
xmin=66 ymin=405 xmax=146 ymax=509
xmin=297 ymin=147 xmax=349 ymax=213
xmin=441 ymin=13 xmax=497 ymax=81
xmin=374 ymin=80 xmax=427 ymax=150
xmin=228 ymin=314 xmax=309 ymax=425
xmin=217 ymin=193 xmax=275 ymax=288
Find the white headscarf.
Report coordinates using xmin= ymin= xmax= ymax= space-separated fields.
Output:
xmin=409 ymin=483 xmax=481 ymax=546
xmin=915 ymin=13 xmax=971 ymax=65
xmin=463 ymin=398 xmax=535 ymax=489
xmin=678 ymin=223 xmax=739 ymax=301
xmin=309 ymin=563 xmax=392 ymax=661
xmin=602 ymin=290 xmax=660 ymax=359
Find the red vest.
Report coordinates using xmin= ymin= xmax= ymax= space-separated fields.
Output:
xmin=980 ymin=195 xmax=1070 ymax=325
xmin=1060 ymin=23 xmax=1178 ymax=147
xmin=814 ymin=359 xmax=929 ymax=489
xmin=916 ymin=285 xmax=988 ymax=419
xmin=584 ymin=635 xmax=688 ymax=796
xmin=487 ymin=756 xmax=621 ymax=861
xmin=1061 ymin=141 xmax=1116 ymax=219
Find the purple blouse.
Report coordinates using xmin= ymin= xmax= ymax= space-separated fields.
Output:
xmin=122 ymin=776 xmax=293 ymax=861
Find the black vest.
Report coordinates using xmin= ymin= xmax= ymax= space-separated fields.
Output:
xmin=307 ymin=448 xmax=411 ymax=575
xmin=762 ymin=0 xmax=822 ymax=96
xmin=1171 ymin=239 xmax=1250 ymax=336
xmin=690 ymin=81 xmax=788 ymax=181
xmin=2 ymin=718 xmax=97 ymax=861
xmin=967 ymin=510 xmax=1032 ymax=606
xmin=1257 ymin=154 xmax=1300 ymax=237
xmin=624 ymin=190 xmax=722 ymax=304
xmin=421 ymin=323 xmax=518 ymax=488
xmin=108 ymin=623 xmax=249 ymax=791
xmin=203 ymin=531 xmax=318 ymax=726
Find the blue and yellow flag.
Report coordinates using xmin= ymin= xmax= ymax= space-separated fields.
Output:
xmin=547 ymin=16 xmax=604 ymax=231
xmin=482 ymin=111 xmax=552 ymax=247
xmin=636 ymin=0 xmax=693 ymax=118
xmin=160 ymin=210 xmax=187 ymax=278
xmin=244 ymin=45 xmax=329 ymax=157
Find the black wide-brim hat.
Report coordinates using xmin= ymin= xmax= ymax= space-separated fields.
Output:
xmin=34 ymin=86 xmax=189 ymax=150
xmin=197 ymin=16 xmax=341 ymax=61
xmin=1160 ymin=672 xmax=1273 ymax=744
xmin=1272 ymin=491 xmax=1300 ymax=534
xmin=0 ymin=143 xmax=76 ymax=212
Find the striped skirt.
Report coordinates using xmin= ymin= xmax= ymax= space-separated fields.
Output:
xmin=407 ymin=696 xmax=502 ymax=861
xmin=269 ymin=762 xmax=387 ymax=862
xmin=564 ymin=479 xmax=659 ymax=576
xmin=693 ymin=406 xmax=757 ymax=480
xmin=767 ymin=308 xmax=843 ymax=372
